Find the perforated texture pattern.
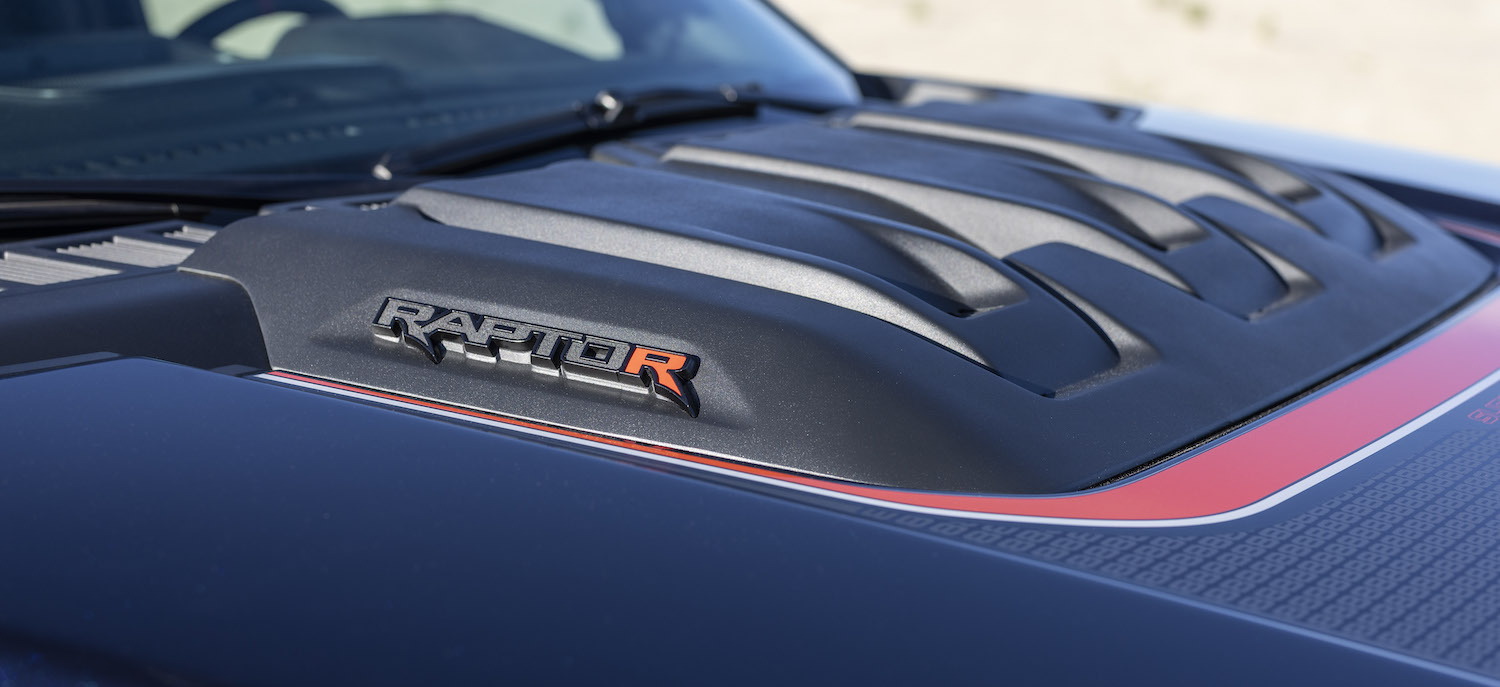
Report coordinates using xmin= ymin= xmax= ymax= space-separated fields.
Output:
xmin=862 ymin=426 xmax=1500 ymax=676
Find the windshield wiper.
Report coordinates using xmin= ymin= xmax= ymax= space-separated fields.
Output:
xmin=0 ymin=174 xmax=413 ymax=205
xmin=0 ymin=198 xmax=208 ymax=234
xmin=0 ymin=174 xmax=414 ymax=236
xmin=372 ymin=85 xmax=843 ymax=177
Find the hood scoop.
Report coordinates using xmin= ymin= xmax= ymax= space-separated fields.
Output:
xmin=184 ymin=92 xmax=1490 ymax=494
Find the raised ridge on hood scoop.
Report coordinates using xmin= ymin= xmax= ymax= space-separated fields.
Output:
xmin=184 ymin=94 xmax=1491 ymax=494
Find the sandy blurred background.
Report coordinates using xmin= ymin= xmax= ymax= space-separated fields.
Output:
xmin=775 ymin=0 xmax=1500 ymax=164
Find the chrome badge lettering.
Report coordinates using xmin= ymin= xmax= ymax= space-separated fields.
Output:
xmin=371 ymin=297 xmax=701 ymax=416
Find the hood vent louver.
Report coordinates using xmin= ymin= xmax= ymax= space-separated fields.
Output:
xmin=849 ymin=109 xmax=1313 ymax=230
xmin=58 ymin=236 xmax=196 ymax=267
xmin=0 ymin=252 xmax=118 ymax=286
xmin=655 ymin=143 xmax=1194 ymax=293
xmin=0 ymin=222 xmax=216 ymax=294
xmin=161 ymin=226 xmax=218 ymax=244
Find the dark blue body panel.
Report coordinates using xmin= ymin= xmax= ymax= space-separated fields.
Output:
xmin=4 ymin=2 xmax=1500 ymax=683
xmin=0 ymin=358 xmax=1491 ymax=685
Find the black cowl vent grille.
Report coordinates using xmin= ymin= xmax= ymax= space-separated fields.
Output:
xmin=184 ymin=92 xmax=1492 ymax=494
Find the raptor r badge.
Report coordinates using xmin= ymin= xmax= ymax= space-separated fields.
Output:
xmin=371 ymin=297 xmax=702 ymax=416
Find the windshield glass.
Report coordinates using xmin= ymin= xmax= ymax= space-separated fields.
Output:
xmin=0 ymin=0 xmax=858 ymax=180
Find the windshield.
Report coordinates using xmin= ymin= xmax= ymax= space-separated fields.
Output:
xmin=0 ymin=0 xmax=858 ymax=180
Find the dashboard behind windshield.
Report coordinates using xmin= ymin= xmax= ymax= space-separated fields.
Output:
xmin=0 ymin=0 xmax=858 ymax=179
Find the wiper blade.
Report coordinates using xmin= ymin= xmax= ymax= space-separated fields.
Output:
xmin=0 ymin=198 xmax=207 ymax=234
xmin=0 ymin=174 xmax=415 ymax=237
xmin=0 ymin=174 xmax=413 ymax=207
xmin=373 ymin=85 xmax=842 ymax=177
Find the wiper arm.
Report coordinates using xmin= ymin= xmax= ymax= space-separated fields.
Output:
xmin=373 ymin=85 xmax=842 ymax=178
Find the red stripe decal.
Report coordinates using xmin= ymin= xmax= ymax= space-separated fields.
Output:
xmin=268 ymin=293 xmax=1500 ymax=522
xmin=1439 ymin=219 xmax=1500 ymax=247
